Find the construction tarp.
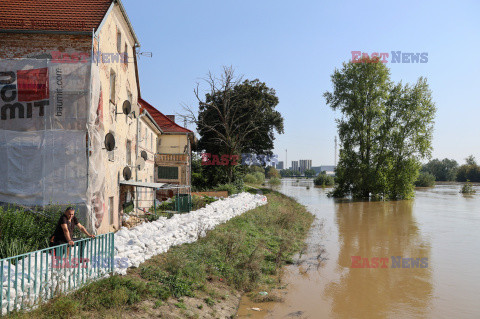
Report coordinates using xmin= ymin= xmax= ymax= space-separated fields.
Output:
xmin=0 ymin=59 xmax=104 ymax=231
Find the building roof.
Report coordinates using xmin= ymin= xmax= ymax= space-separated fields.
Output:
xmin=139 ymin=99 xmax=192 ymax=134
xmin=0 ymin=0 xmax=112 ymax=33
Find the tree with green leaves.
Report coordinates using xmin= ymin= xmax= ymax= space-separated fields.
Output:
xmin=421 ymin=158 xmax=458 ymax=181
xmin=456 ymin=155 xmax=480 ymax=182
xmin=324 ymin=56 xmax=436 ymax=200
xmin=185 ymin=67 xmax=284 ymax=185
xmin=304 ymin=169 xmax=316 ymax=178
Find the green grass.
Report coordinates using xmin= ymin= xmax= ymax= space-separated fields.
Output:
xmin=6 ymin=191 xmax=314 ymax=318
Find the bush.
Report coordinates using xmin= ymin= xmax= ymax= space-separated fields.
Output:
xmin=266 ymin=167 xmax=280 ymax=179
xmin=268 ymin=177 xmax=281 ymax=186
xmin=253 ymin=172 xmax=265 ymax=184
xmin=192 ymin=195 xmax=218 ymax=210
xmin=415 ymin=172 xmax=436 ymax=187
xmin=314 ymin=174 xmax=335 ymax=186
xmin=0 ymin=205 xmax=65 ymax=259
xmin=243 ymin=173 xmax=258 ymax=184
xmin=460 ymin=180 xmax=476 ymax=194
xmin=214 ymin=183 xmax=243 ymax=195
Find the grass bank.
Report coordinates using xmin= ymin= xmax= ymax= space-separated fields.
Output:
xmin=7 ymin=190 xmax=314 ymax=319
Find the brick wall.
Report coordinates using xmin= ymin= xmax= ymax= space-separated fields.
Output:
xmin=0 ymin=33 xmax=91 ymax=58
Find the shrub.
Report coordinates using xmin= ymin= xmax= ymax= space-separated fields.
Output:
xmin=243 ymin=173 xmax=258 ymax=184
xmin=415 ymin=172 xmax=436 ymax=187
xmin=266 ymin=167 xmax=280 ymax=179
xmin=253 ymin=172 xmax=265 ymax=184
xmin=460 ymin=180 xmax=476 ymax=194
xmin=0 ymin=205 xmax=64 ymax=259
xmin=268 ymin=177 xmax=281 ymax=186
xmin=214 ymin=183 xmax=238 ymax=195
xmin=314 ymin=174 xmax=335 ymax=186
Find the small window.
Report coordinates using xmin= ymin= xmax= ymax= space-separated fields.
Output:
xmin=124 ymin=43 xmax=128 ymax=65
xmin=150 ymin=133 xmax=153 ymax=150
xmin=117 ymin=30 xmax=122 ymax=53
xmin=144 ymin=128 xmax=147 ymax=146
xmin=158 ymin=166 xmax=179 ymax=180
xmin=110 ymin=70 xmax=116 ymax=104
xmin=126 ymin=140 xmax=131 ymax=165
xmin=109 ymin=197 xmax=114 ymax=225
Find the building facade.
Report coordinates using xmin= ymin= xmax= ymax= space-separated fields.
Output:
xmin=299 ymin=159 xmax=312 ymax=173
xmin=291 ymin=161 xmax=299 ymax=172
xmin=0 ymin=0 xmax=193 ymax=234
xmin=139 ymin=99 xmax=193 ymax=187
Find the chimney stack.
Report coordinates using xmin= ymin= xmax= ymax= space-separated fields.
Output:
xmin=166 ymin=115 xmax=175 ymax=123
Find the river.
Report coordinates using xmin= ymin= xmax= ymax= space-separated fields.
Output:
xmin=237 ymin=179 xmax=480 ymax=318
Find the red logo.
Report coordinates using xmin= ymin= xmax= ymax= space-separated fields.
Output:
xmin=17 ymin=68 xmax=49 ymax=102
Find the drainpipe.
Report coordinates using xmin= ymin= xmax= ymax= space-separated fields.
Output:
xmin=136 ymin=111 xmax=146 ymax=212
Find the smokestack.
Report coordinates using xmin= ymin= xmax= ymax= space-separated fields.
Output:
xmin=166 ymin=115 xmax=175 ymax=122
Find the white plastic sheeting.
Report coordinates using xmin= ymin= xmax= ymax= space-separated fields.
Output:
xmin=114 ymin=192 xmax=268 ymax=275
xmin=0 ymin=59 xmax=103 ymax=230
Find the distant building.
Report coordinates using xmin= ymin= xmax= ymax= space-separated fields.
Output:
xmin=276 ymin=161 xmax=284 ymax=170
xmin=312 ymin=166 xmax=336 ymax=176
xmin=292 ymin=161 xmax=299 ymax=172
xmin=299 ymin=159 xmax=312 ymax=173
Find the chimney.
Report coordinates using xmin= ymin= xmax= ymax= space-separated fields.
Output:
xmin=166 ymin=115 xmax=175 ymax=123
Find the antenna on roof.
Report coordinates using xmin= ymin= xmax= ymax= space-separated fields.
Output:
xmin=175 ymin=114 xmax=191 ymax=129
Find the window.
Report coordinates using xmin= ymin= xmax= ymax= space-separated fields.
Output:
xmin=126 ymin=140 xmax=131 ymax=165
xmin=109 ymin=197 xmax=114 ymax=225
xmin=124 ymin=43 xmax=128 ymax=65
xmin=150 ymin=133 xmax=153 ymax=151
xmin=145 ymin=128 xmax=147 ymax=146
xmin=110 ymin=70 xmax=116 ymax=104
xmin=116 ymin=30 xmax=122 ymax=53
xmin=158 ymin=166 xmax=179 ymax=180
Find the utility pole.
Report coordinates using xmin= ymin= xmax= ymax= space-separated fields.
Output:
xmin=334 ymin=136 xmax=337 ymax=167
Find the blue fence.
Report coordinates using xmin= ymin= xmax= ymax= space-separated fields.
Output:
xmin=0 ymin=233 xmax=114 ymax=315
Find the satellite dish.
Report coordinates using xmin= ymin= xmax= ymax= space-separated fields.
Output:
xmin=136 ymin=157 xmax=145 ymax=171
xmin=123 ymin=166 xmax=132 ymax=181
xmin=140 ymin=150 xmax=148 ymax=161
xmin=105 ymin=133 xmax=115 ymax=151
xmin=122 ymin=100 xmax=132 ymax=115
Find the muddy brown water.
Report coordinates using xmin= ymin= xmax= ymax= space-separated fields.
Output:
xmin=237 ymin=180 xmax=480 ymax=318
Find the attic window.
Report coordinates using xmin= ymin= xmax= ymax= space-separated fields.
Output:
xmin=116 ymin=30 xmax=122 ymax=53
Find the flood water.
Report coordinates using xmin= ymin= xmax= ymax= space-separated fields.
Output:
xmin=237 ymin=180 xmax=480 ymax=318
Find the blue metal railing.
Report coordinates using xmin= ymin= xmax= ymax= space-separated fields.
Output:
xmin=0 ymin=233 xmax=114 ymax=315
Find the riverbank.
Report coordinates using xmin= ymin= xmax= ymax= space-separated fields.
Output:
xmin=7 ymin=190 xmax=314 ymax=319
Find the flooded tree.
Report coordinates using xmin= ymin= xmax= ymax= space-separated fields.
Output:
xmin=324 ymin=56 xmax=436 ymax=200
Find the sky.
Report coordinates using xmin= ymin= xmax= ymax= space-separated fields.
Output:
xmin=123 ymin=0 xmax=480 ymax=168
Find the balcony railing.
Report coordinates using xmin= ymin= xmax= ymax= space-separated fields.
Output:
xmin=155 ymin=153 xmax=188 ymax=165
